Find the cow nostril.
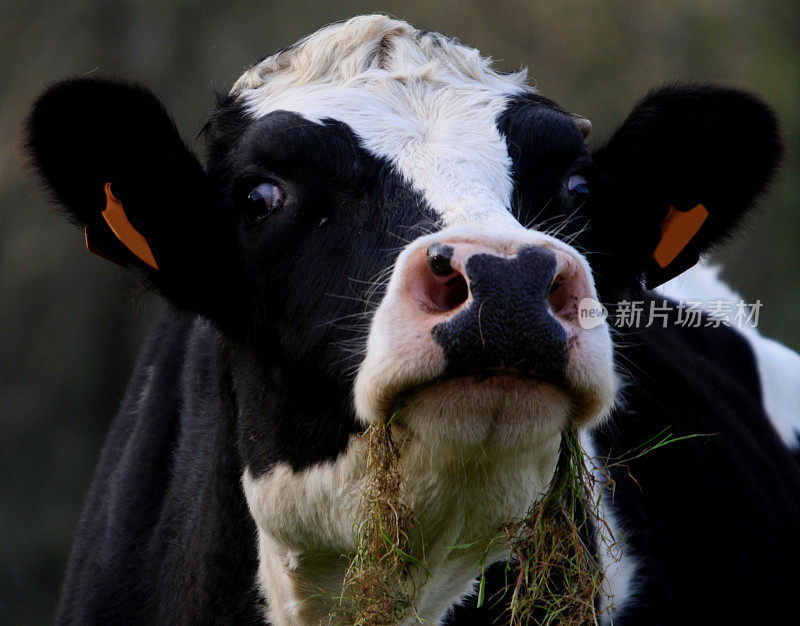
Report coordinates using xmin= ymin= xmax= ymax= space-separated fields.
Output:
xmin=547 ymin=267 xmax=580 ymax=322
xmin=438 ymin=273 xmax=469 ymax=311
xmin=548 ymin=280 xmax=568 ymax=312
xmin=413 ymin=245 xmax=469 ymax=313
xmin=420 ymin=269 xmax=469 ymax=312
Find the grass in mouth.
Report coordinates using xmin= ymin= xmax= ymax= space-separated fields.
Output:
xmin=498 ymin=425 xmax=606 ymax=626
xmin=336 ymin=413 xmax=698 ymax=624
xmin=336 ymin=409 xmax=427 ymax=625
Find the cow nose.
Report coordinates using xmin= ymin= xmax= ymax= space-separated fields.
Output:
xmin=408 ymin=240 xmax=587 ymax=378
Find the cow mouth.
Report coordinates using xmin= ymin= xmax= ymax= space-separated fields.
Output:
xmin=410 ymin=369 xmax=553 ymax=395
xmin=379 ymin=369 xmax=572 ymax=450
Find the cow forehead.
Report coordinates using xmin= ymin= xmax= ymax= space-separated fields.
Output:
xmin=240 ymin=83 xmax=523 ymax=228
xmin=230 ymin=14 xmax=534 ymax=228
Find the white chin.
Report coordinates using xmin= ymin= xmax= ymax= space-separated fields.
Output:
xmin=394 ymin=375 xmax=572 ymax=452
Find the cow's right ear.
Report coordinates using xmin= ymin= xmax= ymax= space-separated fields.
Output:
xmin=587 ymin=84 xmax=783 ymax=291
xmin=27 ymin=78 xmax=243 ymax=326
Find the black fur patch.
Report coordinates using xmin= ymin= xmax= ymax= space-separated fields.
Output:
xmin=201 ymin=106 xmax=443 ymax=473
xmin=55 ymin=312 xmax=263 ymax=623
xmin=497 ymin=93 xmax=592 ymax=244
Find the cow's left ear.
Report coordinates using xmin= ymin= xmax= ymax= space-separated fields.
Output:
xmin=587 ymin=84 xmax=783 ymax=289
xmin=27 ymin=77 xmax=244 ymax=326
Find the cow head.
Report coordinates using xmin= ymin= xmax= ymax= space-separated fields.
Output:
xmin=28 ymin=15 xmax=781 ymax=624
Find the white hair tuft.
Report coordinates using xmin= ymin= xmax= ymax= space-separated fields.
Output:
xmin=230 ymin=14 xmax=531 ymax=96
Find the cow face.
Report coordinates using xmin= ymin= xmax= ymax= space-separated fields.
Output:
xmin=28 ymin=14 xmax=782 ymax=623
xmin=204 ymin=21 xmax=615 ymax=460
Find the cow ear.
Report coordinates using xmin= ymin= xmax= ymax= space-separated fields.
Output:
xmin=27 ymin=78 xmax=242 ymax=323
xmin=588 ymin=84 xmax=783 ymax=289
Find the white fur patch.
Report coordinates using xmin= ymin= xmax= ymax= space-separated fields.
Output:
xmin=658 ymin=261 xmax=800 ymax=449
xmin=242 ymin=445 xmax=364 ymax=625
xmin=243 ymin=431 xmax=561 ymax=625
xmin=235 ymin=15 xmax=528 ymax=231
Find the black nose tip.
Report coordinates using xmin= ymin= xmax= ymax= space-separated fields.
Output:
xmin=426 ymin=243 xmax=454 ymax=277
xmin=431 ymin=245 xmax=567 ymax=379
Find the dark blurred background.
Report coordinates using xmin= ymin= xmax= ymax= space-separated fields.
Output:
xmin=1 ymin=1 xmax=798 ymax=622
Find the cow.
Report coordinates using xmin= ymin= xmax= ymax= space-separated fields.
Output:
xmin=26 ymin=14 xmax=800 ymax=625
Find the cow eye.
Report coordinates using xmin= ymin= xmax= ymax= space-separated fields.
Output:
xmin=246 ymin=182 xmax=284 ymax=223
xmin=567 ymin=173 xmax=590 ymax=197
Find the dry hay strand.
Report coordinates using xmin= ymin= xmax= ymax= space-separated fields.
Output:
xmin=500 ymin=425 xmax=606 ymax=626
xmin=335 ymin=414 xmax=427 ymax=625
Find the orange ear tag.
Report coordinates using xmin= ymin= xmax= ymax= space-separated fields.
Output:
xmin=84 ymin=225 xmax=120 ymax=266
xmin=653 ymin=203 xmax=708 ymax=269
xmin=98 ymin=182 xmax=159 ymax=270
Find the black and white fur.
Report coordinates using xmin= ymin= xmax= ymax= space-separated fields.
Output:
xmin=26 ymin=14 xmax=800 ymax=625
